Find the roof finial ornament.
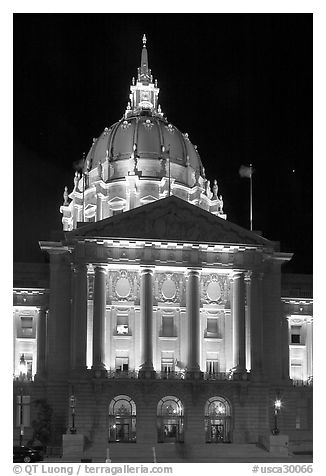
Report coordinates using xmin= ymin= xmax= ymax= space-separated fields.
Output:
xmin=63 ymin=186 xmax=69 ymax=206
xmin=213 ymin=179 xmax=218 ymax=199
xmin=142 ymin=34 xmax=147 ymax=47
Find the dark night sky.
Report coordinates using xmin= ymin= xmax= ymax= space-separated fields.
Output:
xmin=13 ymin=13 xmax=312 ymax=273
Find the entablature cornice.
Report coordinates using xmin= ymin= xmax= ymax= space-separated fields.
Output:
xmin=282 ymin=297 xmax=313 ymax=304
xmin=67 ymin=237 xmax=269 ymax=270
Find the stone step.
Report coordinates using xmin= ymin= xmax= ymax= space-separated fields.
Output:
xmin=106 ymin=443 xmax=270 ymax=462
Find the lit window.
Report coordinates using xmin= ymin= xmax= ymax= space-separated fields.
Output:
xmin=116 ymin=315 xmax=129 ymax=335
xmin=18 ymin=316 xmax=35 ymax=338
xmin=291 ymin=363 xmax=303 ymax=381
xmin=206 ymin=360 xmax=219 ymax=374
xmin=291 ymin=326 xmax=301 ymax=344
xmin=115 ymin=356 xmax=129 ymax=372
xmin=161 ymin=352 xmax=174 ymax=374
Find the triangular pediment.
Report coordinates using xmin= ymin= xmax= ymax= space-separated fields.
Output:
xmin=68 ymin=196 xmax=273 ymax=246
xmin=108 ymin=196 xmax=126 ymax=204
xmin=140 ymin=194 xmax=158 ymax=203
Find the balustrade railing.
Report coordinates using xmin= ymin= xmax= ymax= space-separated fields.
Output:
xmin=203 ymin=371 xmax=231 ymax=381
xmin=156 ymin=371 xmax=185 ymax=380
xmin=104 ymin=369 xmax=235 ymax=381
xmin=107 ymin=370 xmax=138 ymax=379
xmin=292 ymin=377 xmax=313 ymax=387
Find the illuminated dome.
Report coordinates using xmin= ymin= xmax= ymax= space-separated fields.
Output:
xmin=61 ymin=35 xmax=226 ymax=230
xmin=85 ymin=114 xmax=204 ymax=188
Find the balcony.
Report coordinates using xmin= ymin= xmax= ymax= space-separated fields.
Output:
xmin=204 ymin=372 xmax=231 ymax=381
xmin=156 ymin=371 xmax=185 ymax=380
xmin=107 ymin=370 xmax=138 ymax=379
xmin=99 ymin=369 xmax=238 ymax=381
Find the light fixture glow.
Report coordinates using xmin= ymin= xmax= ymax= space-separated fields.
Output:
xmin=19 ymin=354 xmax=26 ymax=375
xmin=274 ymin=399 xmax=282 ymax=410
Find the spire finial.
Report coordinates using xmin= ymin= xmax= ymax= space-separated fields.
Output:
xmin=142 ymin=34 xmax=147 ymax=47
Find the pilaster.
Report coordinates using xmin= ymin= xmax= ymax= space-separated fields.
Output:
xmin=231 ymin=271 xmax=247 ymax=377
xmin=35 ymin=307 xmax=47 ymax=380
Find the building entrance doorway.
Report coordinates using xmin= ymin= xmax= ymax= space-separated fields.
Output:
xmin=205 ymin=396 xmax=231 ymax=443
xmin=108 ymin=395 xmax=136 ymax=443
xmin=163 ymin=422 xmax=178 ymax=442
xmin=157 ymin=396 xmax=184 ymax=443
xmin=116 ymin=423 xmax=129 ymax=442
xmin=210 ymin=422 xmax=225 ymax=442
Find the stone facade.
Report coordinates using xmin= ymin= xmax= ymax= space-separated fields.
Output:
xmin=13 ymin=37 xmax=312 ymax=459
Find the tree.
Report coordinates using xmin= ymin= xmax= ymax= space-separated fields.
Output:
xmin=30 ymin=399 xmax=53 ymax=449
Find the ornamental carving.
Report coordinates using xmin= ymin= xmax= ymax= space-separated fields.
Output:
xmin=107 ymin=270 xmax=139 ymax=303
xmin=201 ymin=274 xmax=229 ymax=305
xmin=143 ymin=119 xmax=154 ymax=130
xmin=88 ymin=273 xmax=94 ymax=300
xmin=121 ymin=120 xmax=131 ymax=130
xmin=165 ymin=123 xmax=175 ymax=134
xmin=155 ymin=273 xmax=181 ymax=303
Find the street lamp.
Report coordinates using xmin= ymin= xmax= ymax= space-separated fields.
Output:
xmin=69 ymin=395 xmax=77 ymax=434
xmin=272 ymin=399 xmax=282 ymax=435
xmin=18 ymin=354 xmax=27 ymax=446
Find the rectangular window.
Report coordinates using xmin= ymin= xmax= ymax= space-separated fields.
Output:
xmin=206 ymin=318 xmax=219 ymax=337
xmin=116 ymin=314 xmax=129 ymax=335
xmin=291 ymin=326 xmax=301 ymax=344
xmin=115 ymin=356 xmax=129 ymax=372
xmin=113 ymin=209 xmax=123 ymax=216
xmin=206 ymin=360 xmax=219 ymax=374
xmin=161 ymin=351 xmax=174 ymax=373
xmin=291 ymin=363 xmax=303 ymax=381
xmin=161 ymin=315 xmax=175 ymax=337
xmin=18 ymin=316 xmax=35 ymax=338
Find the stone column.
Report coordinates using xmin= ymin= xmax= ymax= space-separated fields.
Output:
xmin=245 ymin=274 xmax=252 ymax=372
xmin=186 ymin=268 xmax=202 ymax=378
xmin=306 ymin=318 xmax=313 ymax=380
xmin=92 ymin=265 xmax=107 ymax=375
xmin=72 ymin=264 xmax=88 ymax=373
xmin=248 ymin=272 xmax=264 ymax=380
xmin=231 ymin=272 xmax=246 ymax=377
xmin=35 ymin=308 xmax=47 ymax=379
xmin=139 ymin=267 xmax=155 ymax=377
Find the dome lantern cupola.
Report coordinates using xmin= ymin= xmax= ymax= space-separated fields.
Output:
xmin=128 ymin=34 xmax=159 ymax=113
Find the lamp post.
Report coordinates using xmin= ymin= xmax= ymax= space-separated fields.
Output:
xmin=18 ymin=354 xmax=27 ymax=446
xmin=69 ymin=395 xmax=77 ymax=434
xmin=272 ymin=399 xmax=282 ymax=435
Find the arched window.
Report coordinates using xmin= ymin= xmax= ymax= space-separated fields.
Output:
xmin=204 ymin=396 xmax=232 ymax=443
xmin=157 ymin=396 xmax=184 ymax=443
xmin=108 ymin=395 xmax=136 ymax=443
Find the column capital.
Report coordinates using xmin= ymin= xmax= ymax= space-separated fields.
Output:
xmin=185 ymin=268 xmax=201 ymax=278
xmin=93 ymin=265 xmax=107 ymax=274
xmin=230 ymin=270 xmax=244 ymax=281
xmin=244 ymin=270 xmax=252 ymax=282
xmin=140 ymin=266 xmax=154 ymax=276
